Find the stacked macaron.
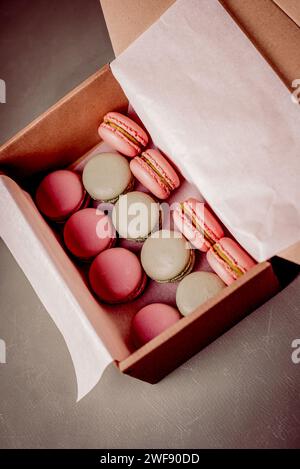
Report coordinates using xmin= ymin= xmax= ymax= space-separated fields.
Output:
xmin=35 ymin=110 xmax=256 ymax=349
xmin=130 ymin=149 xmax=180 ymax=200
xmin=173 ymin=198 xmax=224 ymax=252
xmin=98 ymin=112 xmax=148 ymax=158
xmin=172 ymin=197 xmax=256 ymax=286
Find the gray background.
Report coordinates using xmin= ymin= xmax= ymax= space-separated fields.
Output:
xmin=0 ymin=0 xmax=299 ymax=449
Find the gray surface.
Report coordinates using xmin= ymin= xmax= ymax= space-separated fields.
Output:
xmin=0 ymin=0 xmax=113 ymax=144
xmin=0 ymin=0 xmax=300 ymax=449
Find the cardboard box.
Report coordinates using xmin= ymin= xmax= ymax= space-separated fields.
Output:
xmin=0 ymin=0 xmax=298 ymax=393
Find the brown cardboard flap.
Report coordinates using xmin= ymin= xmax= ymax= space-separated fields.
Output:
xmin=273 ymin=0 xmax=300 ymax=28
xmin=221 ymin=0 xmax=300 ymax=88
xmin=101 ymin=0 xmax=300 ymax=87
xmin=100 ymin=0 xmax=174 ymax=55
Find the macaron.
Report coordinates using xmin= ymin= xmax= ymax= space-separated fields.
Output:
xmin=89 ymin=247 xmax=147 ymax=304
xmin=176 ymin=272 xmax=225 ymax=316
xmin=173 ymin=198 xmax=224 ymax=252
xmin=82 ymin=152 xmax=134 ymax=203
xmin=98 ymin=112 xmax=148 ymax=157
xmin=207 ymin=237 xmax=256 ymax=286
xmin=63 ymin=208 xmax=115 ymax=260
xmin=36 ymin=170 xmax=88 ymax=222
xmin=141 ymin=229 xmax=195 ymax=283
xmin=130 ymin=149 xmax=180 ymax=199
xmin=132 ymin=303 xmax=181 ymax=346
xmin=112 ymin=191 xmax=161 ymax=241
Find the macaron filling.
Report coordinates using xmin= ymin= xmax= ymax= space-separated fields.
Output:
xmin=103 ymin=116 xmax=147 ymax=148
xmin=180 ymin=202 xmax=217 ymax=248
xmin=157 ymin=249 xmax=195 ymax=283
xmin=212 ymin=243 xmax=246 ymax=279
xmin=140 ymin=151 xmax=177 ymax=191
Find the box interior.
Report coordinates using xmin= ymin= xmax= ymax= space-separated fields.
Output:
xmin=0 ymin=64 xmax=281 ymax=373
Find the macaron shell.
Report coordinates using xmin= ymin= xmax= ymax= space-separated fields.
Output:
xmin=176 ymin=272 xmax=225 ymax=316
xmin=63 ymin=208 xmax=115 ymax=259
xmin=98 ymin=124 xmax=139 ymax=158
xmin=206 ymin=248 xmax=236 ymax=285
xmin=132 ymin=303 xmax=181 ymax=346
xmin=207 ymin=237 xmax=256 ymax=286
xmin=89 ymin=247 xmax=146 ymax=303
xmin=98 ymin=112 xmax=148 ymax=158
xmin=112 ymin=191 xmax=160 ymax=240
xmin=105 ymin=112 xmax=148 ymax=146
xmin=219 ymin=237 xmax=255 ymax=270
xmin=173 ymin=199 xmax=224 ymax=252
xmin=36 ymin=170 xmax=85 ymax=221
xmin=173 ymin=205 xmax=207 ymax=251
xmin=188 ymin=199 xmax=224 ymax=244
xmin=82 ymin=152 xmax=132 ymax=201
xmin=144 ymin=149 xmax=180 ymax=190
xmin=130 ymin=157 xmax=170 ymax=199
xmin=141 ymin=230 xmax=193 ymax=282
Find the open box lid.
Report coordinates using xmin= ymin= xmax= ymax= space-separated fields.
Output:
xmin=101 ymin=0 xmax=300 ymax=86
xmin=101 ymin=0 xmax=300 ymax=265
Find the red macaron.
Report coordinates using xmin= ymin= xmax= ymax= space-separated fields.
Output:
xmin=132 ymin=303 xmax=181 ymax=346
xmin=63 ymin=208 xmax=115 ymax=260
xmin=36 ymin=170 xmax=88 ymax=221
xmin=89 ymin=247 xmax=147 ymax=304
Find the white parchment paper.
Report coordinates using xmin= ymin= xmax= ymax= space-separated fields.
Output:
xmin=111 ymin=0 xmax=300 ymax=261
xmin=0 ymin=175 xmax=112 ymax=401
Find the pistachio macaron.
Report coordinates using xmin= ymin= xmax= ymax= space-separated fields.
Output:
xmin=176 ymin=271 xmax=225 ymax=316
xmin=112 ymin=191 xmax=161 ymax=241
xmin=82 ymin=152 xmax=134 ymax=203
xmin=141 ymin=229 xmax=195 ymax=283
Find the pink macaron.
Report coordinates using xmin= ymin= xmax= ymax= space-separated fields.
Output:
xmin=36 ymin=170 xmax=88 ymax=222
xmin=132 ymin=303 xmax=181 ymax=346
xmin=89 ymin=247 xmax=147 ymax=304
xmin=207 ymin=237 xmax=256 ymax=285
xmin=130 ymin=149 xmax=180 ymax=199
xmin=63 ymin=208 xmax=115 ymax=260
xmin=98 ymin=112 xmax=148 ymax=157
xmin=173 ymin=198 xmax=224 ymax=252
